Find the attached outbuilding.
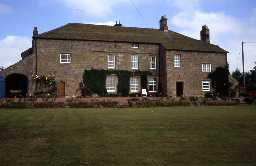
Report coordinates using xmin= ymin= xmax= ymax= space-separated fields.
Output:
xmin=0 ymin=75 xmax=5 ymax=98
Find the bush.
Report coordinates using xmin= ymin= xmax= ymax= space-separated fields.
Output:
xmin=204 ymin=92 xmax=215 ymax=99
xmin=208 ymin=66 xmax=231 ymax=97
xmin=244 ymin=97 xmax=254 ymax=104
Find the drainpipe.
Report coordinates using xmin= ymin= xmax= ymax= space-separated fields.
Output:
xmin=35 ymin=39 xmax=38 ymax=75
xmin=32 ymin=27 xmax=39 ymax=93
xmin=33 ymin=27 xmax=38 ymax=75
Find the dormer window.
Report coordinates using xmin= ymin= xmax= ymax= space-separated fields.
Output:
xmin=131 ymin=43 xmax=139 ymax=48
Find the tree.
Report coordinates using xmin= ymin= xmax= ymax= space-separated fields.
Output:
xmin=232 ymin=63 xmax=256 ymax=95
xmin=232 ymin=69 xmax=243 ymax=85
xmin=208 ymin=66 xmax=231 ymax=97
xmin=246 ymin=63 xmax=256 ymax=91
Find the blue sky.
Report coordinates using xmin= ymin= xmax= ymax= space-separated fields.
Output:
xmin=0 ymin=0 xmax=255 ymax=71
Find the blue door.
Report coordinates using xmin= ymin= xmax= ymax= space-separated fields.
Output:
xmin=0 ymin=76 xmax=5 ymax=98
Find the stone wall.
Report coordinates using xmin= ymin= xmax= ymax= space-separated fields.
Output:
xmin=0 ymin=38 xmax=227 ymax=98
xmin=165 ymin=50 xmax=227 ymax=97
xmin=36 ymin=39 xmax=160 ymax=96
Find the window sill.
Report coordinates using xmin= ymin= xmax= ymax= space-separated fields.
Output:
xmin=148 ymin=91 xmax=157 ymax=93
xmin=130 ymin=91 xmax=140 ymax=93
xmin=107 ymin=90 xmax=117 ymax=94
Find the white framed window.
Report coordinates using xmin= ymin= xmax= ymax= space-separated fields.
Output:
xmin=106 ymin=75 xmax=117 ymax=93
xmin=130 ymin=77 xmax=140 ymax=93
xmin=131 ymin=55 xmax=139 ymax=70
xmin=60 ymin=53 xmax=71 ymax=64
xmin=202 ymin=64 xmax=212 ymax=72
xmin=202 ymin=81 xmax=211 ymax=92
xmin=131 ymin=43 xmax=139 ymax=48
xmin=148 ymin=77 xmax=157 ymax=93
xmin=174 ymin=54 xmax=181 ymax=68
xmin=107 ymin=55 xmax=115 ymax=69
xmin=149 ymin=56 xmax=157 ymax=69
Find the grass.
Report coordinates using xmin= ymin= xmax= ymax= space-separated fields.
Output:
xmin=0 ymin=106 xmax=256 ymax=166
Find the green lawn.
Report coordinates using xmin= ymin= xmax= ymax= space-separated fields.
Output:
xmin=0 ymin=106 xmax=256 ymax=166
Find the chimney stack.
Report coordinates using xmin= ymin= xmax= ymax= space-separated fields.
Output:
xmin=33 ymin=27 xmax=38 ymax=37
xmin=200 ymin=25 xmax=210 ymax=43
xmin=160 ymin=15 xmax=168 ymax=32
xmin=114 ymin=21 xmax=122 ymax=27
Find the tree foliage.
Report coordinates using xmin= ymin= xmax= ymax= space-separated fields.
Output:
xmin=231 ymin=63 xmax=256 ymax=92
xmin=208 ymin=66 xmax=230 ymax=97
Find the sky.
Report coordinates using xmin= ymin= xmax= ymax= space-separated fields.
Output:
xmin=0 ymin=0 xmax=255 ymax=71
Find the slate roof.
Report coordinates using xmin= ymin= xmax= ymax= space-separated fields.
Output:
xmin=37 ymin=23 xmax=227 ymax=53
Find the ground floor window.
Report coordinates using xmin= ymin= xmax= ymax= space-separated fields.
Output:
xmin=202 ymin=81 xmax=210 ymax=92
xmin=148 ymin=76 xmax=157 ymax=93
xmin=106 ymin=75 xmax=118 ymax=93
xmin=130 ymin=77 xmax=140 ymax=93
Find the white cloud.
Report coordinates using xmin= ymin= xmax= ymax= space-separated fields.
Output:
xmin=0 ymin=36 xmax=31 ymax=68
xmin=91 ymin=21 xmax=116 ymax=26
xmin=60 ymin=0 xmax=129 ymax=16
xmin=0 ymin=3 xmax=12 ymax=14
xmin=169 ymin=0 xmax=256 ymax=71
xmin=170 ymin=0 xmax=199 ymax=11
xmin=172 ymin=10 xmax=241 ymax=42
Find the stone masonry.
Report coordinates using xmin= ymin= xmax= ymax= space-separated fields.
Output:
xmin=0 ymin=16 xmax=228 ymax=98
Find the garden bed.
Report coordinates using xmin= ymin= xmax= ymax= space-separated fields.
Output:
xmin=0 ymin=97 xmax=241 ymax=108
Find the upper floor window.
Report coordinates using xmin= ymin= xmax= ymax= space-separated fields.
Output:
xmin=202 ymin=81 xmax=211 ymax=92
xmin=131 ymin=55 xmax=139 ymax=70
xmin=174 ymin=54 xmax=181 ymax=68
xmin=150 ymin=56 xmax=157 ymax=69
xmin=107 ymin=55 xmax=116 ymax=69
xmin=130 ymin=77 xmax=140 ymax=93
xmin=60 ymin=53 xmax=71 ymax=64
xmin=202 ymin=64 xmax=212 ymax=72
xmin=106 ymin=75 xmax=117 ymax=93
xmin=131 ymin=43 xmax=139 ymax=48
xmin=148 ymin=76 xmax=157 ymax=93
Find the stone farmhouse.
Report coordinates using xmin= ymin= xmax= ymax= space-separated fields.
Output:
xmin=0 ymin=16 xmax=228 ymax=98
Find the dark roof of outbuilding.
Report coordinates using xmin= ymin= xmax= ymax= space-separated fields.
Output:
xmin=37 ymin=23 xmax=227 ymax=53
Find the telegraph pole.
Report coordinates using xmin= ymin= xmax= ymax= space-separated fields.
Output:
xmin=242 ymin=41 xmax=245 ymax=88
xmin=241 ymin=41 xmax=256 ymax=89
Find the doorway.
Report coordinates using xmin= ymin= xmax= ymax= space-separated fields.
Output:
xmin=176 ymin=81 xmax=184 ymax=97
xmin=57 ymin=81 xmax=65 ymax=97
xmin=5 ymin=73 xmax=28 ymax=98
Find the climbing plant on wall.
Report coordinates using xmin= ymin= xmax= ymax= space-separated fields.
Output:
xmin=83 ymin=70 xmax=107 ymax=96
xmin=83 ymin=69 xmax=151 ymax=97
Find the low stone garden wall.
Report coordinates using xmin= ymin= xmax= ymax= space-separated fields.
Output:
xmin=0 ymin=97 xmax=241 ymax=109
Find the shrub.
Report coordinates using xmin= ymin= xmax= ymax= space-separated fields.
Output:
xmin=208 ymin=66 xmax=231 ymax=97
